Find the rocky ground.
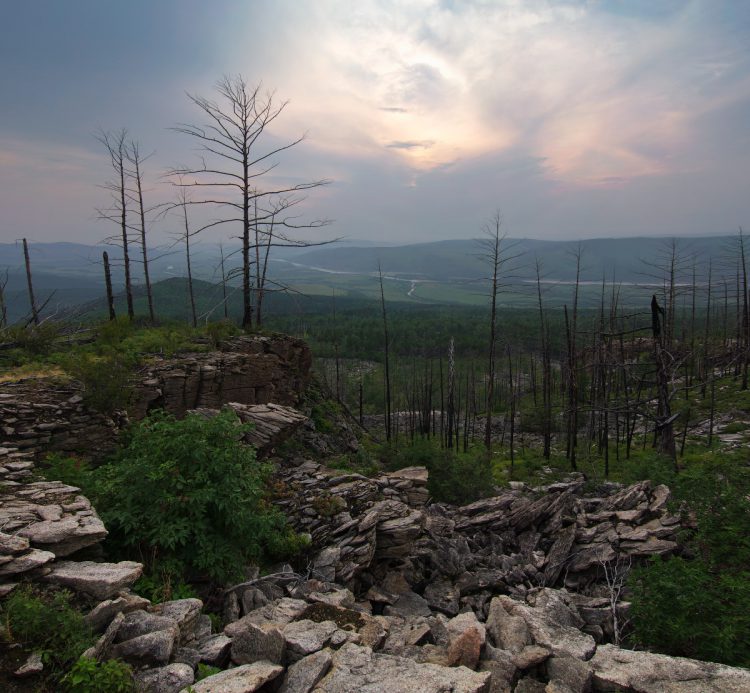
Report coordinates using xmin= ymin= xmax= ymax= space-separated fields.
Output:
xmin=3 ymin=443 xmax=750 ymax=692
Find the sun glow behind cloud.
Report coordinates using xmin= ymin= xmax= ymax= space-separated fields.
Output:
xmin=231 ymin=0 xmax=750 ymax=189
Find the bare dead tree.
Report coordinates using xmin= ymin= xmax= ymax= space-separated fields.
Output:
xmin=96 ymin=128 xmax=135 ymax=319
xmin=22 ymin=238 xmax=39 ymax=326
xmin=102 ymin=251 xmax=116 ymax=321
xmin=125 ymin=140 xmax=156 ymax=322
xmin=476 ymin=211 xmax=521 ymax=454
xmin=175 ymin=188 xmax=198 ymax=328
xmin=219 ymin=242 xmax=229 ymax=320
xmin=378 ymin=262 xmax=392 ymax=442
xmin=0 ymin=269 xmax=8 ymax=329
xmin=169 ymin=75 xmax=331 ymax=329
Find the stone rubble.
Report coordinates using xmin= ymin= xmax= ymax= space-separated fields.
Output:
xmin=2 ymin=341 xmax=750 ymax=691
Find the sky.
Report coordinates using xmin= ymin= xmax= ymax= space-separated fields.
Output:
xmin=1 ymin=0 xmax=750 ymax=245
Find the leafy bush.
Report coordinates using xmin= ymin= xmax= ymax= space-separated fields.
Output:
xmin=196 ymin=663 xmax=222 ymax=681
xmin=41 ymin=453 xmax=95 ymax=491
xmin=61 ymin=348 xmax=137 ymax=413
xmin=61 ymin=657 xmax=134 ymax=693
xmin=0 ymin=587 xmax=93 ymax=676
xmin=426 ymin=446 xmax=494 ymax=505
xmin=95 ymin=409 xmax=301 ymax=583
xmin=133 ymin=571 xmax=198 ymax=604
xmin=628 ymin=457 xmax=750 ymax=665
xmin=3 ymin=322 xmax=62 ymax=356
xmin=629 ymin=556 xmax=750 ymax=665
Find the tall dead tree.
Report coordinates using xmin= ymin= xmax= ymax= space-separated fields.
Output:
xmin=125 ymin=141 xmax=155 ymax=322
xmin=22 ymin=238 xmax=39 ymax=325
xmin=96 ymin=128 xmax=135 ymax=320
xmin=170 ymin=75 xmax=330 ymax=329
xmin=477 ymin=212 xmax=518 ymax=454
xmin=651 ymin=294 xmax=677 ymax=464
xmin=102 ymin=251 xmax=116 ymax=321
xmin=0 ymin=269 xmax=8 ymax=329
xmin=378 ymin=263 xmax=392 ymax=442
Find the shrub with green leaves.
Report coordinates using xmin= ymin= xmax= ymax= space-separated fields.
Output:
xmin=61 ymin=657 xmax=134 ymax=693
xmin=0 ymin=587 xmax=93 ymax=677
xmin=425 ymin=445 xmax=494 ymax=505
xmin=628 ymin=457 xmax=750 ymax=666
xmin=95 ymin=409 xmax=300 ymax=583
xmin=61 ymin=348 xmax=137 ymax=413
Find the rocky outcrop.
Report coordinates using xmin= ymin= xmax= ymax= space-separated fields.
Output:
xmin=274 ymin=463 xmax=679 ymax=617
xmin=0 ymin=447 xmax=109 ymax=585
xmin=0 ymin=334 xmax=311 ymax=460
xmin=132 ymin=335 xmax=311 ymax=419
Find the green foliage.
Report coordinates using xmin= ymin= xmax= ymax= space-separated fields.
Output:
xmin=720 ymin=421 xmax=747 ymax=433
xmin=424 ymin=443 xmax=494 ymax=505
xmin=3 ymin=322 xmax=62 ymax=356
xmin=0 ymin=587 xmax=93 ymax=676
xmin=60 ymin=348 xmax=137 ymax=412
xmin=196 ymin=663 xmax=222 ymax=681
xmin=61 ymin=657 xmax=134 ymax=693
xmin=133 ymin=570 xmax=198 ymax=604
xmin=41 ymin=453 xmax=95 ymax=491
xmin=203 ymin=319 xmax=240 ymax=347
xmin=628 ymin=456 xmax=750 ymax=666
xmin=629 ymin=556 xmax=750 ymax=665
xmin=95 ymin=409 xmax=300 ymax=583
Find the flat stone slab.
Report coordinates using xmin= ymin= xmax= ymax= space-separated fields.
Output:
xmin=314 ymin=643 xmax=491 ymax=693
xmin=182 ymin=661 xmax=284 ymax=692
xmin=590 ymin=644 xmax=750 ymax=692
xmin=43 ymin=560 xmax=143 ymax=600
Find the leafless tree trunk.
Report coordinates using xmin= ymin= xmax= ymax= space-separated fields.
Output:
xmin=96 ymin=128 xmax=134 ymax=319
xmin=22 ymin=238 xmax=39 ymax=325
xmin=378 ymin=263 xmax=392 ymax=442
xmin=126 ymin=141 xmax=155 ymax=322
xmin=477 ymin=212 xmax=519 ymax=454
xmin=176 ymin=189 xmax=198 ymax=328
xmin=170 ymin=75 xmax=331 ymax=330
xmin=103 ymin=251 xmax=116 ymax=321
xmin=0 ymin=269 xmax=8 ymax=328
xmin=219 ymin=242 xmax=229 ymax=320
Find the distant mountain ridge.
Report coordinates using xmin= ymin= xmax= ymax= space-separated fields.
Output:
xmin=291 ymin=235 xmax=734 ymax=282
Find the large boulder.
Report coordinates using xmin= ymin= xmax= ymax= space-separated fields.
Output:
xmin=314 ymin=643 xmax=491 ymax=692
xmin=589 ymin=644 xmax=750 ymax=692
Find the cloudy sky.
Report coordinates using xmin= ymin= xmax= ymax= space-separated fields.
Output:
xmin=1 ymin=0 xmax=749 ymax=245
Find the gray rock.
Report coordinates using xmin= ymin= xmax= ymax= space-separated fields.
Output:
xmin=283 ymin=619 xmax=338 ymax=662
xmin=226 ymin=598 xmax=307 ymax=632
xmin=181 ymin=661 xmax=284 ymax=692
xmin=13 ymin=651 xmax=43 ymax=678
xmin=314 ymin=642 xmax=491 ymax=692
xmin=85 ymin=592 xmax=151 ymax=631
xmin=115 ymin=609 xmax=179 ymax=642
xmin=514 ymin=679 xmax=547 ymax=693
xmin=384 ymin=591 xmax=432 ymax=619
xmin=280 ymin=648 xmax=333 ymax=692
xmin=514 ymin=645 xmax=551 ymax=670
xmin=44 ymin=560 xmax=143 ymax=600
xmin=546 ymin=655 xmax=592 ymax=692
xmin=0 ymin=547 xmax=55 ymax=576
xmin=152 ymin=598 xmax=203 ymax=641
xmin=589 ymin=643 xmax=750 ymax=692
xmin=486 ymin=597 xmax=530 ymax=653
xmin=173 ymin=646 xmax=201 ymax=668
xmin=495 ymin=596 xmax=595 ymax=661
xmin=424 ymin=579 xmax=461 ymax=616
xmin=111 ymin=628 xmax=176 ymax=665
xmin=197 ymin=634 xmax=232 ymax=666
xmin=230 ymin=621 xmax=286 ymax=665
xmin=82 ymin=611 xmax=125 ymax=661
xmin=135 ymin=663 xmax=194 ymax=693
